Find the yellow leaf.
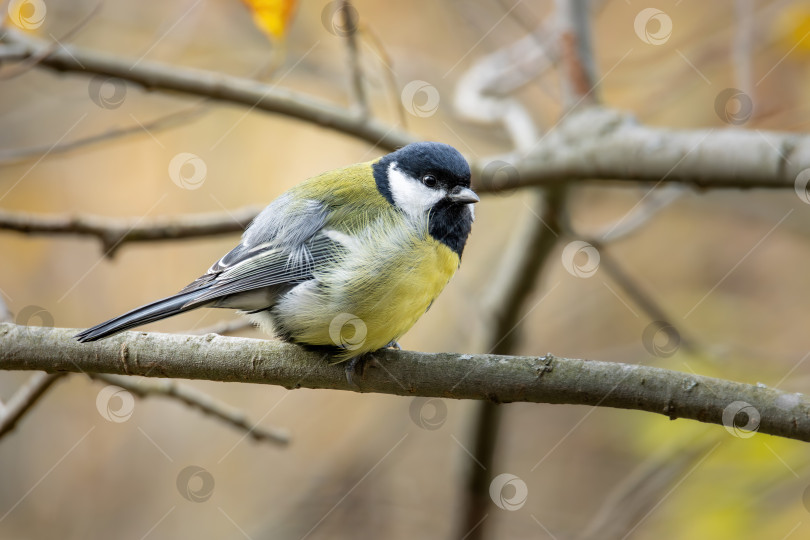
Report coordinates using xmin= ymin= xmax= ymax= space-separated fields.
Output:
xmin=772 ymin=5 xmax=810 ymax=54
xmin=241 ymin=0 xmax=298 ymax=41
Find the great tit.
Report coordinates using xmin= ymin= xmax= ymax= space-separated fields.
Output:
xmin=75 ymin=142 xmax=479 ymax=360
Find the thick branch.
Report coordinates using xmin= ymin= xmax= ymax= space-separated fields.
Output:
xmin=474 ymin=107 xmax=810 ymax=192
xmin=0 ymin=206 xmax=259 ymax=256
xmin=0 ymin=29 xmax=415 ymax=152
xmin=2 ymin=323 xmax=808 ymax=442
xmin=4 ymin=32 xmax=809 ymax=190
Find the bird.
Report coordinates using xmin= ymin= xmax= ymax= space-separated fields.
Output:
xmin=75 ymin=142 xmax=478 ymax=364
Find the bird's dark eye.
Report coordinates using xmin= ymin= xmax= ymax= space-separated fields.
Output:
xmin=422 ymin=174 xmax=438 ymax=188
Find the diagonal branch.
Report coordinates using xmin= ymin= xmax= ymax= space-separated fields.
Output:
xmin=0 ymin=206 xmax=260 ymax=257
xmin=4 ymin=30 xmax=810 ymax=191
xmin=2 ymin=323 xmax=809 ymax=443
xmin=88 ymin=373 xmax=289 ymax=445
xmin=0 ymin=371 xmax=67 ymax=437
xmin=0 ymin=28 xmax=415 ymax=152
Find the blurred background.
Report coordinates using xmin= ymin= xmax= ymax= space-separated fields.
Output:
xmin=2 ymin=0 xmax=810 ymax=538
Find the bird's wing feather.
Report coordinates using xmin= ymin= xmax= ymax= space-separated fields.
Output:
xmin=185 ymin=233 xmax=343 ymax=306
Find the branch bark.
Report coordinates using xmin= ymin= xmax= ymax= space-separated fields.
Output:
xmin=0 ymin=206 xmax=260 ymax=256
xmin=2 ymin=323 xmax=808 ymax=442
xmin=0 ymin=29 xmax=415 ymax=152
xmin=4 ymin=30 xmax=810 ymax=191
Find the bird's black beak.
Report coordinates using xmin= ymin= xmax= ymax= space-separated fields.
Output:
xmin=447 ymin=186 xmax=480 ymax=205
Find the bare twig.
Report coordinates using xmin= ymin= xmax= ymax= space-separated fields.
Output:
xmin=3 ymin=323 xmax=810 ymax=442
xmin=2 ymin=29 xmax=806 ymax=190
xmin=340 ymin=0 xmax=368 ymax=118
xmin=0 ymin=206 xmax=260 ymax=257
xmin=0 ymin=104 xmax=208 ymax=165
xmin=0 ymin=372 xmax=67 ymax=438
xmin=0 ymin=0 xmax=102 ymax=80
xmin=0 ymin=28 xmax=415 ymax=152
xmin=578 ymin=435 xmax=720 ymax=540
xmin=88 ymin=373 xmax=289 ymax=445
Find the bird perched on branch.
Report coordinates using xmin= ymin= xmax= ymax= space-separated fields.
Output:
xmin=76 ymin=142 xmax=478 ymax=366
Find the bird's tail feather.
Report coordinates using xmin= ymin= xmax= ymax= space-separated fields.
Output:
xmin=74 ymin=290 xmax=209 ymax=342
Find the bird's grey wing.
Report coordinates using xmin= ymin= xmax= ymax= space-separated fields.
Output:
xmin=177 ymin=196 xmax=341 ymax=307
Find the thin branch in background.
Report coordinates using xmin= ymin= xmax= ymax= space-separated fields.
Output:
xmin=0 ymin=104 xmax=208 ymax=165
xmin=0 ymin=28 xmax=415 ymax=152
xmin=593 ymin=243 xmax=699 ymax=355
xmin=733 ymin=0 xmax=755 ymax=101
xmin=0 ymin=206 xmax=259 ymax=257
xmin=87 ymin=373 xmax=289 ymax=445
xmin=0 ymin=0 xmax=102 ymax=80
xmin=578 ymin=435 xmax=720 ymax=540
xmin=340 ymin=0 xmax=368 ymax=118
xmin=0 ymin=372 xmax=67 ymax=438
xmin=591 ymin=187 xmax=683 ymax=244
xmin=361 ymin=27 xmax=406 ymax=126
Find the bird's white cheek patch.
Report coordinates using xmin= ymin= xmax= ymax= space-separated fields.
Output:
xmin=387 ymin=163 xmax=445 ymax=219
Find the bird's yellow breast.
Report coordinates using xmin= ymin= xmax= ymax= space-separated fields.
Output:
xmin=274 ymin=216 xmax=460 ymax=359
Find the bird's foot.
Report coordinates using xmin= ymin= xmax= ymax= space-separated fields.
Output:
xmin=384 ymin=340 xmax=402 ymax=350
xmin=344 ymin=354 xmax=380 ymax=387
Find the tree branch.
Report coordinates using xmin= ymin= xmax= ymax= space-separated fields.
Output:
xmin=0 ymin=28 xmax=415 ymax=152
xmin=0 ymin=206 xmax=260 ymax=256
xmin=0 ymin=371 xmax=67 ymax=437
xmin=88 ymin=373 xmax=289 ymax=445
xmin=4 ymin=30 xmax=809 ymax=191
xmin=473 ymin=106 xmax=810 ymax=192
xmin=2 ymin=323 xmax=808 ymax=442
